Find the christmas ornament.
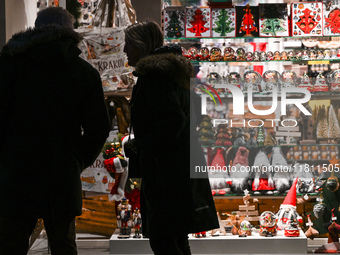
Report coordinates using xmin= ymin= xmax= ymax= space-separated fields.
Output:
xmin=117 ymin=197 xmax=132 ymax=238
xmin=326 ymin=174 xmax=339 ymax=192
xmin=260 ymin=51 xmax=267 ymax=61
xmin=281 ymin=70 xmax=297 ymax=88
xmin=324 ymin=2 xmax=340 ymax=35
xmin=209 ymin=148 xmax=230 ymax=196
xmin=266 ymin=51 xmax=274 ymax=61
xmin=281 ymin=51 xmax=288 ymax=60
xmin=234 ymin=128 xmax=247 ymax=146
xmin=252 ymin=149 xmax=274 ymax=193
xmin=236 ymin=48 xmax=245 ymax=61
xmin=245 ymin=52 xmax=253 ymax=61
xmin=253 ymin=51 xmax=260 ymax=61
xmin=230 ymin=146 xmax=250 ymax=193
xmin=215 ymin=124 xmax=232 ymax=147
xmin=313 ymin=72 xmax=329 ymax=92
xmin=260 ymin=211 xmax=277 ymax=236
xmin=211 ymin=8 xmax=236 ymax=37
xmin=239 ymin=221 xmax=252 ymax=236
xmin=262 ymin=70 xmax=281 ymax=91
xmin=313 ymin=196 xmax=326 ymax=219
xmin=227 ymin=72 xmax=242 ymax=89
xmin=287 ymin=51 xmax=295 ymax=60
xmin=132 ymin=207 xmax=142 ymax=238
xmin=284 ymin=214 xmax=300 ymax=237
xmin=271 ymin=147 xmax=291 ymax=194
xmin=276 ymin=178 xmax=303 ymax=230
xmin=256 ymin=126 xmax=265 ymax=146
xmin=299 ymin=71 xmax=313 ymax=92
xmin=243 ymin=70 xmax=262 ymax=92
xmin=328 ymin=69 xmax=340 ymax=92
xmin=236 ymin=4 xmax=259 ymax=37
xmin=259 ymin=3 xmax=289 ymax=37
xmin=185 ymin=7 xmax=211 ymax=37
xmin=223 ymin=47 xmax=236 ymax=61
xmin=316 ymin=105 xmax=329 ymax=139
xmin=186 ymin=46 xmax=199 ymax=60
xmin=291 ymin=2 xmax=323 ymax=36
xmin=304 ymin=214 xmax=319 ymax=239
xmin=210 ymin=47 xmax=222 ymax=61
xmin=198 ymin=115 xmax=215 ymax=146
xmin=164 ymin=7 xmax=185 ymax=38
xmin=246 ymin=128 xmax=257 ymax=146
xmin=273 ymin=51 xmax=281 ymax=60
xmin=198 ymin=47 xmax=210 ymax=61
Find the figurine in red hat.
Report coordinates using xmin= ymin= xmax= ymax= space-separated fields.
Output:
xmin=276 ymin=178 xmax=303 ymax=230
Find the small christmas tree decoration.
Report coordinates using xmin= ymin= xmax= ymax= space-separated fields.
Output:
xmin=316 ymin=105 xmax=329 ymax=139
xmin=291 ymin=2 xmax=323 ymax=37
xmin=185 ymin=7 xmax=211 ymax=37
xmin=211 ymin=8 xmax=236 ymax=37
xmin=164 ymin=7 xmax=185 ymax=38
xmin=198 ymin=115 xmax=215 ymax=146
xmin=264 ymin=132 xmax=276 ymax=146
xmin=256 ymin=126 xmax=265 ymax=146
xmin=236 ymin=4 xmax=259 ymax=37
xmin=328 ymin=105 xmax=340 ymax=139
xmin=323 ymin=1 xmax=340 ymax=35
xmin=215 ymin=124 xmax=232 ymax=147
xmin=259 ymin=3 xmax=289 ymax=37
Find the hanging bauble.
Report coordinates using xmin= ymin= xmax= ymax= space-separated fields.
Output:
xmin=326 ymin=176 xmax=339 ymax=192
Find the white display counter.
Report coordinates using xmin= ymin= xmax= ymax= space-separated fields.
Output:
xmin=109 ymin=229 xmax=307 ymax=254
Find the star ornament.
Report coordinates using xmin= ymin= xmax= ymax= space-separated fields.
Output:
xmin=328 ymin=158 xmax=340 ymax=172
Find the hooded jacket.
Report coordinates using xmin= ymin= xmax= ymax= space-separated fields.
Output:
xmin=0 ymin=25 xmax=110 ymax=218
xmin=130 ymin=45 xmax=218 ymax=236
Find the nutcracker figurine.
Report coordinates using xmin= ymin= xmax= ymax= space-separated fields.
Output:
xmin=133 ymin=207 xmax=142 ymax=238
xmin=117 ymin=197 xmax=132 ymax=238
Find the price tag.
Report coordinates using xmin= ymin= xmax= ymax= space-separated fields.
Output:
xmin=332 ymin=217 xmax=337 ymax=221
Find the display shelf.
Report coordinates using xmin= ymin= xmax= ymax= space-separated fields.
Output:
xmin=190 ymin=59 xmax=340 ymax=64
xmin=104 ymin=89 xmax=132 ymax=98
xmin=202 ymin=144 xmax=340 ymax=149
xmin=109 ymin=229 xmax=307 ymax=254
xmin=212 ymin=194 xmax=319 ymax=199
xmin=165 ymin=35 xmax=340 ymax=40
xmin=197 ymin=91 xmax=340 ymax=101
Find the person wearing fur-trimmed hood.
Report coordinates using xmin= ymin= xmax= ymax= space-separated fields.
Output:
xmin=0 ymin=7 xmax=110 ymax=255
xmin=124 ymin=21 xmax=218 ymax=254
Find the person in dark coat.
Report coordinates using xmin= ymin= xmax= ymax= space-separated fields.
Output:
xmin=124 ymin=21 xmax=219 ymax=255
xmin=0 ymin=7 xmax=110 ymax=255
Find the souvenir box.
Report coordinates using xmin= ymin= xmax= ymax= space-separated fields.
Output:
xmin=323 ymin=0 xmax=340 ymax=35
xmin=185 ymin=7 xmax=211 ymax=38
xmin=291 ymin=2 xmax=323 ymax=37
xmin=211 ymin=8 xmax=236 ymax=37
xmin=164 ymin=7 xmax=186 ymax=38
xmin=259 ymin=3 xmax=289 ymax=37
xmin=235 ymin=4 xmax=259 ymax=37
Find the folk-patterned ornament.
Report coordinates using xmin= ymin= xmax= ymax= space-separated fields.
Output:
xmin=291 ymin=2 xmax=323 ymax=36
xmin=323 ymin=1 xmax=340 ymax=35
xmin=185 ymin=7 xmax=211 ymax=37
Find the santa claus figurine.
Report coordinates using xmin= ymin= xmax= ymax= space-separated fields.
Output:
xmin=276 ymin=178 xmax=303 ymax=230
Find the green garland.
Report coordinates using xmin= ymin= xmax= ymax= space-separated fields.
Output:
xmin=66 ymin=0 xmax=82 ymax=28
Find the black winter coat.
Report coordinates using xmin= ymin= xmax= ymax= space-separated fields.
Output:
xmin=0 ymin=26 xmax=110 ymax=219
xmin=131 ymin=47 xmax=219 ymax=236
